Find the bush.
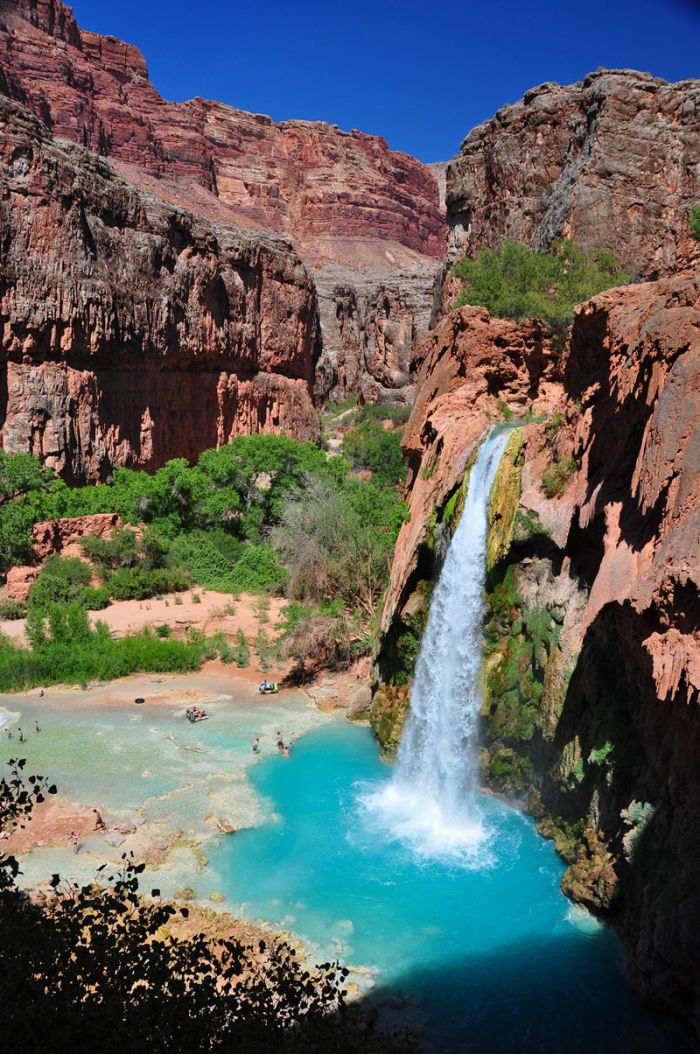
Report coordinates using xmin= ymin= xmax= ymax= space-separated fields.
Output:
xmin=451 ymin=239 xmax=633 ymax=345
xmin=228 ymin=547 xmax=287 ymax=595
xmin=0 ymin=605 xmax=205 ymax=691
xmin=690 ymin=205 xmax=700 ymax=242
xmin=28 ymin=556 xmax=92 ymax=611
xmin=0 ymin=598 xmax=27 ymax=620
xmin=341 ymin=421 xmax=406 ymax=486
xmin=169 ymin=532 xmax=233 ymax=589
xmin=541 ymin=458 xmax=577 ymax=498
xmin=232 ymin=628 xmax=250 ymax=668
xmin=155 ymin=624 xmax=172 ymax=638
xmin=108 ymin=567 xmax=191 ymax=602
xmin=82 ymin=586 xmax=111 ymax=611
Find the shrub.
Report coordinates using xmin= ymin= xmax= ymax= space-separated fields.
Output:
xmin=0 ymin=598 xmax=27 ymax=620
xmin=541 ymin=458 xmax=577 ymax=497
xmin=451 ymin=239 xmax=633 ymax=346
xmin=341 ymin=421 xmax=406 ymax=486
xmin=228 ymin=547 xmax=287 ymax=595
xmin=82 ymin=586 xmax=111 ymax=611
xmin=155 ymin=624 xmax=172 ymax=638
xmin=690 ymin=204 xmax=700 ymax=242
xmin=169 ymin=532 xmax=233 ymax=589
xmin=232 ymin=628 xmax=250 ymax=668
xmin=108 ymin=567 xmax=191 ymax=602
xmin=28 ymin=556 xmax=92 ymax=611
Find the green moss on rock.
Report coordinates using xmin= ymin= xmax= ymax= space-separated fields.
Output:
xmin=487 ymin=429 xmax=523 ymax=571
xmin=370 ymin=683 xmax=410 ymax=757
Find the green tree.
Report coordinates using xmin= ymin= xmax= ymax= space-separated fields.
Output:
xmin=342 ymin=421 xmax=406 ymax=487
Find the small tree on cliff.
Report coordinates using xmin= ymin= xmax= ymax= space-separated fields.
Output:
xmin=690 ymin=205 xmax=700 ymax=242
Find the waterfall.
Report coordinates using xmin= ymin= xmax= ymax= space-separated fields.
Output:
xmin=362 ymin=427 xmax=515 ymax=865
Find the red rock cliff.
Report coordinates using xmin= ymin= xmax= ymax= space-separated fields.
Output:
xmin=375 ymin=272 xmax=700 ymax=1040
xmin=0 ymin=0 xmax=446 ymax=403
xmin=0 ymin=96 xmax=320 ymax=481
xmin=446 ymin=70 xmax=700 ymax=277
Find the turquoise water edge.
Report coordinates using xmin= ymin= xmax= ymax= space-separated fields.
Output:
xmin=1 ymin=695 xmax=685 ymax=1053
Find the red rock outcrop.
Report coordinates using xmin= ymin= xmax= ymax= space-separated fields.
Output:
xmin=0 ymin=96 xmax=320 ymax=481
xmin=0 ymin=0 xmax=445 ymax=403
xmin=446 ymin=70 xmax=700 ymax=278
xmin=31 ymin=513 xmax=122 ymax=562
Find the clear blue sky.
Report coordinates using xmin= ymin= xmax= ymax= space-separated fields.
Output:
xmin=70 ymin=0 xmax=699 ymax=162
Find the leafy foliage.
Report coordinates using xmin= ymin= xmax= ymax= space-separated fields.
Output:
xmin=451 ymin=239 xmax=634 ymax=345
xmin=690 ymin=204 xmax=700 ymax=242
xmin=341 ymin=421 xmax=406 ymax=486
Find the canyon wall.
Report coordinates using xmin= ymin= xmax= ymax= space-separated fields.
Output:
xmin=446 ymin=70 xmax=700 ymax=278
xmin=0 ymin=0 xmax=445 ymax=405
xmin=373 ymin=273 xmax=700 ymax=1042
xmin=0 ymin=96 xmax=320 ymax=481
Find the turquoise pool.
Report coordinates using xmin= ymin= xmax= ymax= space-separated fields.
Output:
xmin=210 ymin=720 xmax=685 ymax=1053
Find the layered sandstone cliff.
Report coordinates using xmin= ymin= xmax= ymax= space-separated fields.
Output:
xmin=373 ymin=273 xmax=700 ymax=1041
xmin=0 ymin=0 xmax=445 ymax=402
xmin=446 ymin=70 xmax=700 ymax=278
xmin=0 ymin=96 xmax=320 ymax=481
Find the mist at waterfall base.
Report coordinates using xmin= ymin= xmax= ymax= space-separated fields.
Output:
xmin=213 ymin=429 xmax=684 ymax=1052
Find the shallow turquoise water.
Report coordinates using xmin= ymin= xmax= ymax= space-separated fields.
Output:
xmin=211 ymin=720 xmax=685 ymax=1053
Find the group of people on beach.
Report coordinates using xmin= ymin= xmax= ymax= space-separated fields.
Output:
xmin=185 ymin=706 xmax=207 ymax=723
xmin=252 ymin=731 xmax=293 ymax=758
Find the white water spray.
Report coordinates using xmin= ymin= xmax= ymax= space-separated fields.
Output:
xmin=363 ymin=427 xmax=515 ymax=864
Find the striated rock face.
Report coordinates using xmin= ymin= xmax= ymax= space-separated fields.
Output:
xmin=374 ymin=272 xmax=700 ymax=1040
xmin=313 ymin=265 xmax=442 ymax=403
xmin=0 ymin=0 xmax=445 ymax=403
xmin=0 ymin=96 xmax=320 ymax=481
xmin=447 ymin=70 xmax=700 ymax=278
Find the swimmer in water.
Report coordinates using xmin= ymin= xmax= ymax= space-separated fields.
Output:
xmin=252 ymin=737 xmax=260 ymax=753
xmin=34 ymin=720 xmax=41 ymax=733
xmin=17 ymin=727 xmax=24 ymax=743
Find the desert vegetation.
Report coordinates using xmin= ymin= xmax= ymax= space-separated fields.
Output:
xmin=451 ymin=239 xmax=634 ymax=345
xmin=0 ymin=425 xmax=408 ymax=684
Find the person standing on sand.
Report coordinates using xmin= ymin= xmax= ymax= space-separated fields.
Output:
xmin=93 ymin=809 xmax=106 ymax=831
xmin=68 ymin=831 xmax=79 ymax=854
